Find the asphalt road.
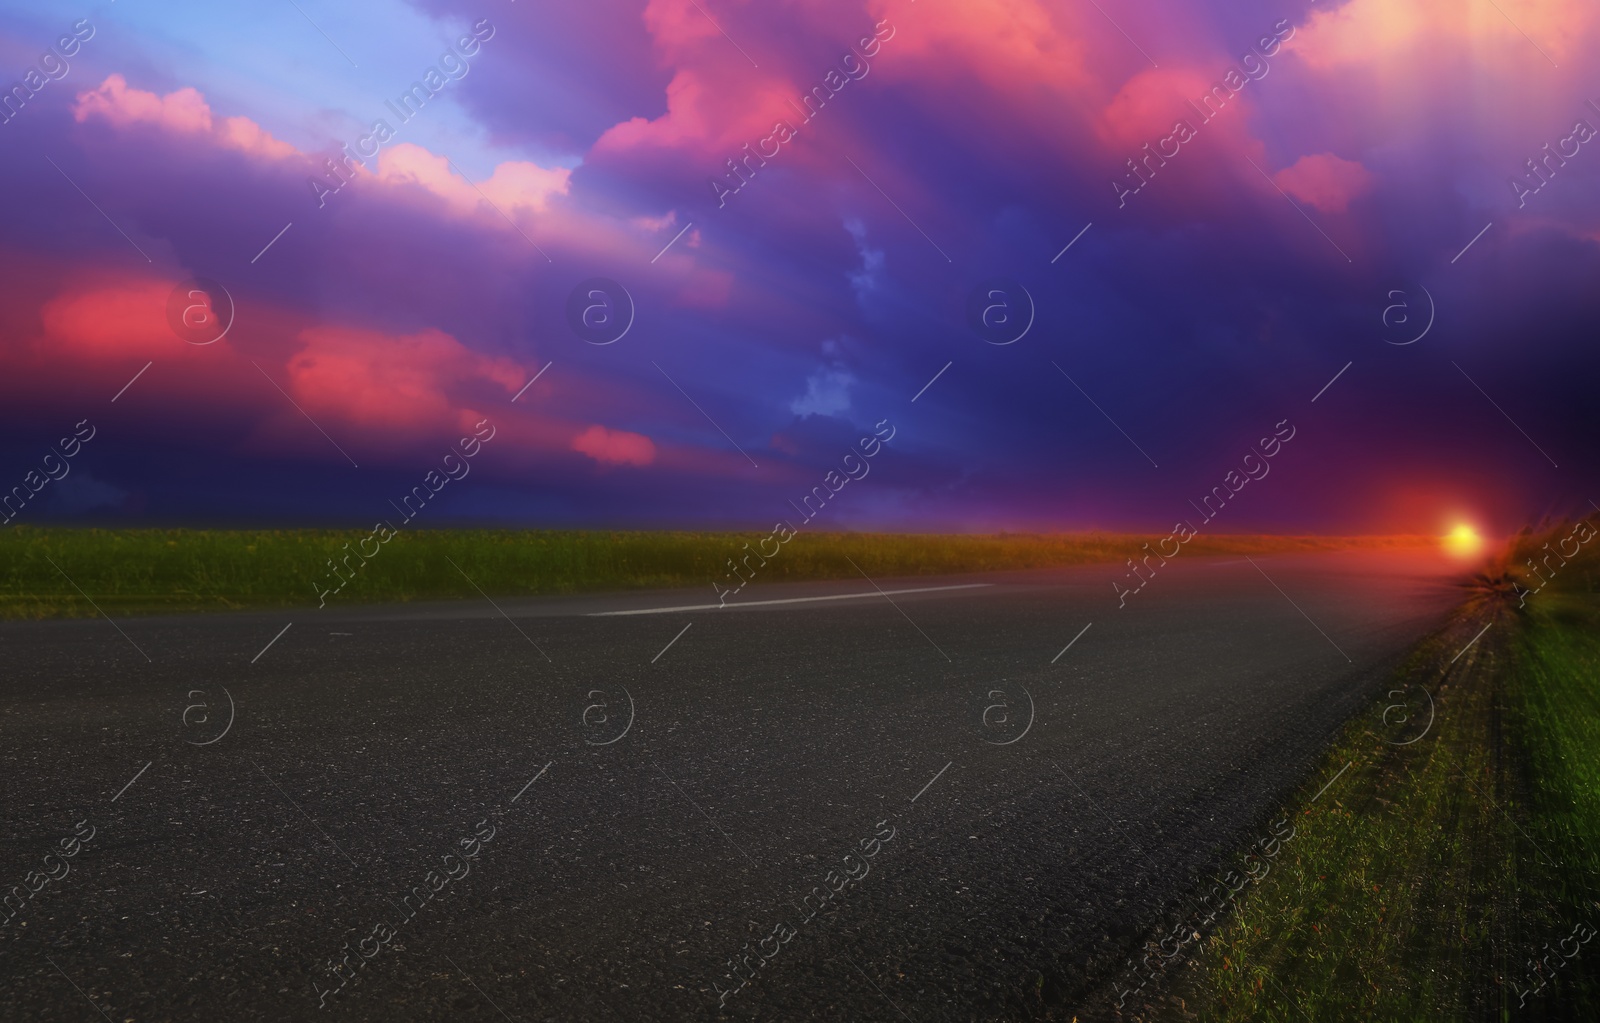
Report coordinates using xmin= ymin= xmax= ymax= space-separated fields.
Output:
xmin=0 ymin=548 xmax=1469 ymax=1022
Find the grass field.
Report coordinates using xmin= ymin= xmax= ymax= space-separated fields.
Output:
xmin=1120 ymin=521 xmax=1600 ymax=1021
xmin=0 ymin=526 xmax=1435 ymax=619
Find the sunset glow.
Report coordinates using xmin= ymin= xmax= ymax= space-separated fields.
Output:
xmin=1444 ymin=523 xmax=1485 ymax=559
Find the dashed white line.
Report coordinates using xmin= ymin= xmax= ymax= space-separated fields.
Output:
xmin=589 ymin=583 xmax=994 ymax=617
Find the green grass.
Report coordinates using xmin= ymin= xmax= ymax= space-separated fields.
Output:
xmin=1137 ymin=524 xmax=1600 ymax=1021
xmin=0 ymin=526 xmax=1433 ymax=620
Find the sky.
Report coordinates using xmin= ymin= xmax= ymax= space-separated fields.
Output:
xmin=0 ymin=0 xmax=1596 ymax=536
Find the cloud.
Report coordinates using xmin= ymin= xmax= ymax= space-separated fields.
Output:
xmin=285 ymin=325 xmax=524 ymax=433
xmin=882 ymin=0 xmax=1094 ymax=96
xmin=1273 ymin=153 xmax=1374 ymax=214
xmin=38 ymin=275 xmax=176 ymax=357
xmin=73 ymin=74 xmax=296 ymax=159
xmin=572 ymin=425 xmax=657 ymax=466
xmin=7 ymin=0 xmax=1599 ymax=531
xmin=375 ymin=144 xmax=571 ymax=216
xmin=1288 ymin=0 xmax=1588 ymax=71
xmin=1097 ymin=67 xmax=1220 ymax=149
xmin=789 ymin=365 xmax=855 ymax=417
xmin=844 ymin=217 xmax=884 ymax=302
xmin=73 ymin=75 xmax=570 ymax=223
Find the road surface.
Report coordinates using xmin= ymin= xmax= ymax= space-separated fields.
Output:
xmin=0 ymin=548 xmax=1469 ymax=1021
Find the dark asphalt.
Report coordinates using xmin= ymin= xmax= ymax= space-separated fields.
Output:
xmin=0 ymin=548 xmax=1468 ymax=1022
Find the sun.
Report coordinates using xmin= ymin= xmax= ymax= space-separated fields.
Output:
xmin=1443 ymin=523 xmax=1484 ymax=559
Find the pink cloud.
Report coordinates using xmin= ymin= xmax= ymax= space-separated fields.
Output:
xmin=38 ymin=275 xmax=178 ymax=357
xmin=572 ymin=425 xmax=657 ymax=466
xmin=596 ymin=66 xmax=765 ymax=156
xmin=73 ymin=74 xmax=294 ymax=159
xmin=876 ymin=0 xmax=1092 ymax=94
xmin=75 ymin=76 xmax=570 ymax=222
xmin=376 ymin=144 xmax=571 ymax=217
xmin=1288 ymin=0 xmax=1590 ymax=71
xmin=217 ymin=115 xmax=297 ymax=159
xmin=1097 ymin=67 xmax=1225 ymax=149
xmin=1273 ymin=153 xmax=1375 ymax=214
xmin=285 ymin=325 xmax=524 ymax=433
xmin=0 ymin=254 xmax=781 ymax=486
xmin=73 ymin=74 xmax=212 ymax=132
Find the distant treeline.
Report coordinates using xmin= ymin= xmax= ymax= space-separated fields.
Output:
xmin=0 ymin=527 xmax=1436 ymax=619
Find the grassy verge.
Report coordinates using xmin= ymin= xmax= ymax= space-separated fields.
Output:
xmin=0 ymin=527 xmax=1432 ymax=620
xmin=1115 ymin=523 xmax=1600 ymax=1021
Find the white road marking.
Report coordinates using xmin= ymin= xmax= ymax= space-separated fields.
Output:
xmin=587 ymin=582 xmax=994 ymax=616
